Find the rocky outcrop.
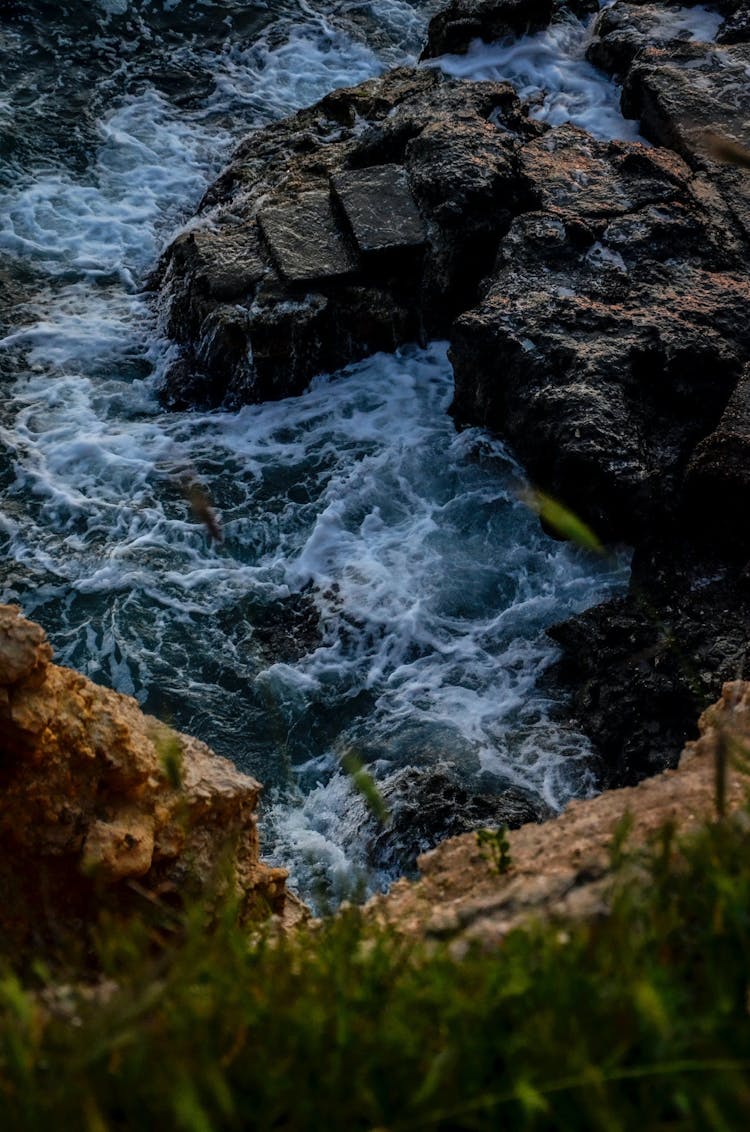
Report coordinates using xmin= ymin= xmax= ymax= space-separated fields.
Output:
xmin=420 ymin=0 xmax=599 ymax=59
xmin=420 ymin=0 xmax=555 ymax=59
xmin=370 ymin=680 xmax=750 ymax=948
xmin=686 ymin=364 xmax=750 ymax=548
xmin=156 ymin=13 xmax=750 ymax=786
xmin=587 ymin=4 xmax=750 ymax=240
xmin=549 ymin=542 xmax=750 ymax=785
xmin=449 ymin=124 xmax=750 ymax=543
xmin=0 ymin=604 xmax=302 ymax=951
xmin=351 ymin=764 xmax=551 ymax=876
xmin=157 ymin=68 xmax=541 ymax=408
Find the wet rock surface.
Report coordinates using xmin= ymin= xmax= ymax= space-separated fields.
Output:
xmin=549 ymin=543 xmax=750 ymax=785
xmin=420 ymin=0 xmax=556 ymax=59
xmin=158 ymin=9 xmax=750 ymax=787
xmin=369 ymin=681 xmax=750 ymax=948
xmin=0 ymin=605 xmax=303 ymax=952
xmin=449 ymin=125 xmax=750 ymax=544
xmin=157 ymin=67 xmax=540 ymax=408
xmin=588 ymin=4 xmax=750 ymax=240
xmin=362 ymin=765 xmax=551 ymax=875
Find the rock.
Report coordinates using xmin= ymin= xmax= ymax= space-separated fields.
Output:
xmin=331 ymin=164 xmax=427 ymax=255
xmin=549 ymin=542 xmax=750 ymax=785
xmin=449 ymin=124 xmax=750 ymax=542
xmin=420 ymin=0 xmax=555 ymax=60
xmin=587 ymin=1 xmax=717 ymax=77
xmin=157 ymin=56 xmax=750 ymax=789
xmin=719 ymin=5 xmax=750 ymax=43
xmin=0 ymin=605 xmax=304 ymax=952
xmin=369 ymin=681 xmax=750 ymax=947
xmin=365 ymin=764 xmax=551 ymax=875
xmin=588 ymin=13 xmax=750 ymax=242
xmin=157 ymin=68 xmax=540 ymax=408
xmin=0 ymin=603 xmax=52 ymax=688
xmin=259 ymin=191 xmax=359 ymax=283
xmin=685 ymin=364 xmax=750 ymax=551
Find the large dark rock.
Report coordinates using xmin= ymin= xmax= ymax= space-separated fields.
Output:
xmin=158 ymin=49 xmax=750 ymax=791
xmin=549 ymin=542 xmax=750 ymax=785
xmin=719 ymin=4 xmax=750 ymax=43
xmin=587 ymin=6 xmax=750 ymax=240
xmin=331 ymin=165 xmax=427 ymax=255
xmin=685 ymin=365 xmax=750 ymax=553
xmin=157 ymin=67 xmax=540 ymax=408
xmin=449 ymin=124 xmax=750 ymax=542
xmin=587 ymin=1 xmax=721 ymax=77
xmin=364 ymin=764 xmax=551 ymax=875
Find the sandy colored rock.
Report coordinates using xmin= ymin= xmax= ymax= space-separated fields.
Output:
xmin=0 ymin=604 xmax=304 ymax=948
xmin=370 ymin=681 xmax=750 ymax=949
xmin=0 ymin=603 xmax=53 ymax=689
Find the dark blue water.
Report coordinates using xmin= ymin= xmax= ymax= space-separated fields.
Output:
xmin=0 ymin=0 xmax=631 ymax=898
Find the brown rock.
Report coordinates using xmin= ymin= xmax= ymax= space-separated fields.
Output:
xmin=0 ymin=605 xmax=304 ymax=953
xmin=0 ymin=603 xmax=53 ymax=688
xmin=369 ymin=681 xmax=750 ymax=949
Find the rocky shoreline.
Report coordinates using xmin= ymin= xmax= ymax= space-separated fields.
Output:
xmin=154 ymin=0 xmax=750 ymax=789
xmin=370 ymin=676 xmax=750 ymax=948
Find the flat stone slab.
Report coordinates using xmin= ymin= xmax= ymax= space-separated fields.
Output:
xmin=258 ymin=192 xmax=359 ymax=283
xmin=331 ymin=165 xmax=427 ymax=255
xmin=197 ymin=225 xmax=267 ymax=300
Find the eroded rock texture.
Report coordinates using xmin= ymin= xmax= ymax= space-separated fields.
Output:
xmin=157 ymin=68 xmax=540 ymax=408
xmin=345 ymin=764 xmax=551 ymax=877
xmin=450 ymin=125 xmax=750 ymax=543
xmin=0 ymin=605 xmax=301 ymax=950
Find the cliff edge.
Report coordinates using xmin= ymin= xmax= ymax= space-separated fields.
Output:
xmin=370 ymin=679 xmax=750 ymax=949
xmin=0 ymin=604 xmax=303 ymax=950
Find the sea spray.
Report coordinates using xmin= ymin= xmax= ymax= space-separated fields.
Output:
xmin=0 ymin=0 xmax=637 ymax=901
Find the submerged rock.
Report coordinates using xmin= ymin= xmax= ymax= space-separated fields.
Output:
xmin=364 ymin=764 xmax=551 ymax=875
xmin=0 ymin=604 xmax=303 ymax=951
xmin=369 ymin=680 xmax=750 ymax=947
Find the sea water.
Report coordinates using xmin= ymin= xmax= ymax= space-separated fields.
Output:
xmin=4 ymin=0 xmax=713 ymax=900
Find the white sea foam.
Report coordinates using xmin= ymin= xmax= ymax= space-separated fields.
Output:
xmin=644 ymin=5 xmax=724 ymax=44
xmin=436 ymin=17 xmax=640 ymax=141
xmin=437 ymin=5 xmax=723 ymax=142
xmin=1 ymin=338 xmax=628 ymax=898
xmin=0 ymin=2 xmax=632 ymax=902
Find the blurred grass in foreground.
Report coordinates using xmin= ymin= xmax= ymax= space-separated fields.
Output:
xmin=3 ymin=800 xmax=750 ymax=1130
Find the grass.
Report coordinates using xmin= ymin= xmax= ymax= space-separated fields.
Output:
xmin=2 ymin=803 xmax=750 ymax=1130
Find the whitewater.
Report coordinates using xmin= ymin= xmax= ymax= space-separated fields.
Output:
xmin=0 ymin=0 xmax=716 ymax=900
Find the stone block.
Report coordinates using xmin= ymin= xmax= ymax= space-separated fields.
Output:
xmin=331 ymin=164 xmax=427 ymax=255
xmin=258 ymin=192 xmax=359 ymax=283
